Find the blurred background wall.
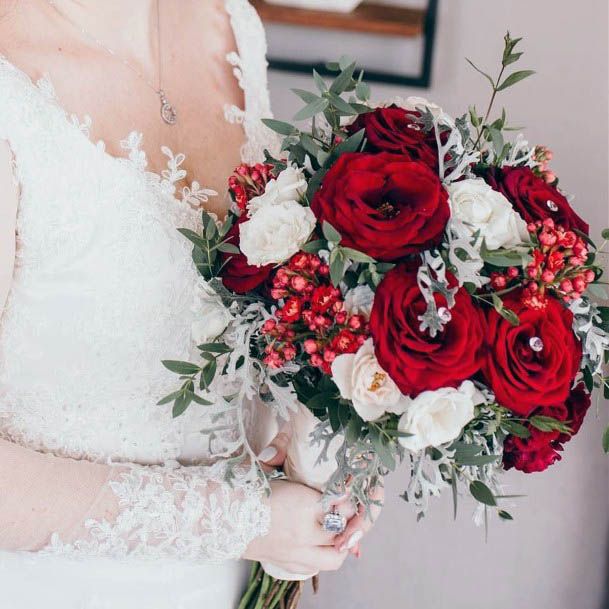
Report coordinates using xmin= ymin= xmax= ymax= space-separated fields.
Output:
xmin=265 ymin=1 xmax=609 ymax=607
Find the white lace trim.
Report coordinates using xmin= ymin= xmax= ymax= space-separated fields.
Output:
xmin=43 ymin=462 xmax=270 ymax=563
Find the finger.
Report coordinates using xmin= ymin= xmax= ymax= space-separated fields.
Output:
xmin=257 ymin=425 xmax=292 ymax=471
xmin=299 ymin=546 xmax=348 ymax=573
xmin=334 ymin=485 xmax=384 ymax=552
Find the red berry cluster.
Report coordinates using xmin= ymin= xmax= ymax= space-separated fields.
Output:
xmin=261 ymin=252 xmax=369 ymax=373
xmin=517 ymin=219 xmax=593 ymax=309
xmin=532 ymin=145 xmax=556 ymax=185
xmin=228 ymin=163 xmax=274 ymax=211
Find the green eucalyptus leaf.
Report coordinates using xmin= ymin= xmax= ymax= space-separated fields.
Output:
xmin=469 ymin=480 xmax=497 ymax=506
xmin=157 ymin=390 xmax=183 ymax=406
xmin=330 ymin=62 xmax=356 ymax=95
xmin=261 ymin=118 xmax=298 ymax=136
xmin=503 ymin=420 xmax=531 ymax=439
xmin=300 ymin=239 xmax=327 ymax=254
xmin=341 ymin=247 xmax=376 ymax=263
xmin=313 ymin=70 xmax=327 ymax=93
xmin=327 ymin=92 xmax=358 ymax=116
xmin=162 ymin=360 xmax=200 ymax=375
xmin=216 ymin=242 xmax=240 ymax=255
xmin=197 ymin=342 xmax=232 ymax=354
xmin=497 ymin=70 xmax=535 ymax=91
xmin=322 ymin=221 xmax=342 ymax=243
xmin=291 ymin=88 xmax=319 ymax=104
xmin=498 ymin=509 xmax=514 ymax=520
xmin=466 ymin=58 xmax=495 ymax=87
xmin=602 ymin=425 xmax=609 ymax=454
xmin=293 ymin=97 xmax=330 ymax=121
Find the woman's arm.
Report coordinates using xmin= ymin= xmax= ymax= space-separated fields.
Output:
xmin=0 ymin=140 xmax=18 ymax=312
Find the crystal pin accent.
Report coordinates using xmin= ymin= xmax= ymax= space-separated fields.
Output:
xmin=529 ymin=336 xmax=544 ymax=352
xmin=437 ymin=307 xmax=452 ymax=323
xmin=546 ymin=200 xmax=558 ymax=212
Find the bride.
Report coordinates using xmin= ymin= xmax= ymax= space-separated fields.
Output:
xmin=0 ymin=1 xmax=380 ymax=607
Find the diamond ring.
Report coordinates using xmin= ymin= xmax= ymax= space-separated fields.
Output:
xmin=322 ymin=509 xmax=347 ymax=534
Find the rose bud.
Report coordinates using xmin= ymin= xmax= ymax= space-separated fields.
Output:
xmin=560 ymin=279 xmax=574 ymax=293
xmin=507 ymin=267 xmax=519 ymax=279
xmin=585 ymin=269 xmax=596 ymax=283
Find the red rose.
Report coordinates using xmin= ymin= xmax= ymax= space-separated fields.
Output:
xmin=503 ymin=425 xmax=563 ymax=473
xmin=311 ymin=153 xmax=449 ymax=261
xmin=369 ymin=265 xmax=486 ymax=396
xmin=557 ymin=382 xmax=591 ymax=444
xmin=503 ymin=384 xmax=591 ymax=473
xmin=481 ymin=166 xmax=589 ymax=234
xmin=348 ymin=106 xmax=439 ymax=170
xmin=484 ymin=293 xmax=582 ymax=416
xmin=221 ymin=217 xmax=272 ymax=294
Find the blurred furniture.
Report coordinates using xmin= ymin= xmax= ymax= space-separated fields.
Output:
xmin=252 ymin=0 xmax=439 ymax=86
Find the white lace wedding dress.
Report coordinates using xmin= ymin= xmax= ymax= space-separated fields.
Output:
xmin=0 ymin=2 xmax=280 ymax=607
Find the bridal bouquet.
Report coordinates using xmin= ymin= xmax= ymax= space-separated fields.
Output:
xmin=161 ymin=33 xmax=609 ymax=608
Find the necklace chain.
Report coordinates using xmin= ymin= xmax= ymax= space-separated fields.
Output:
xmin=46 ymin=0 xmax=177 ymax=125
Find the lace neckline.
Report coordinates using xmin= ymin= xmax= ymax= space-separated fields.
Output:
xmin=0 ymin=55 xmax=223 ymax=209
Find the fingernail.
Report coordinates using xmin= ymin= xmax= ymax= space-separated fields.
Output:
xmin=346 ymin=530 xmax=363 ymax=550
xmin=257 ymin=446 xmax=277 ymax=462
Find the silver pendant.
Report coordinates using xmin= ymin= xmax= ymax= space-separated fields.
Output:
xmin=159 ymin=90 xmax=177 ymax=125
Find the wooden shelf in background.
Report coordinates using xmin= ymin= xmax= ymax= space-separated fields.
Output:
xmin=251 ymin=1 xmax=426 ymax=37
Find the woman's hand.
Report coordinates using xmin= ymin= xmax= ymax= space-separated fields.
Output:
xmin=242 ymin=479 xmax=355 ymax=574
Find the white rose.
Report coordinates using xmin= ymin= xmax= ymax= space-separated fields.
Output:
xmin=447 ymin=178 xmax=528 ymax=250
xmin=239 ymin=200 xmax=316 ymax=267
xmin=331 ymin=339 xmax=409 ymax=422
xmin=344 ymin=285 xmax=375 ymax=318
xmin=397 ymin=381 xmax=485 ymax=452
xmin=248 ymin=166 xmax=307 ymax=214
xmin=191 ymin=282 xmax=232 ymax=344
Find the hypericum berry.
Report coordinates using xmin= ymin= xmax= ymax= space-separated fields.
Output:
xmin=559 ymin=279 xmax=573 ymax=293
xmin=490 ymin=273 xmax=507 ymax=290
xmin=541 ymin=270 xmax=555 ymax=283
xmin=262 ymin=319 xmax=276 ymax=334
xmin=303 ymin=339 xmax=318 ymax=354
xmin=270 ymin=288 xmax=288 ymax=300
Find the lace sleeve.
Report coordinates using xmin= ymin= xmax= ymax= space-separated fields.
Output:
xmin=0 ymin=439 xmax=270 ymax=564
xmin=45 ymin=462 xmax=270 ymax=563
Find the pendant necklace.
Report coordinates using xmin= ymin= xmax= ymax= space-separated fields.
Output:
xmin=47 ymin=0 xmax=177 ymax=125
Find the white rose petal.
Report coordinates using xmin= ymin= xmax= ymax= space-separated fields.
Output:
xmin=344 ymin=285 xmax=375 ymax=319
xmin=239 ymin=200 xmax=316 ymax=267
xmin=191 ymin=282 xmax=232 ymax=344
xmin=447 ymin=178 xmax=528 ymax=250
xmin=397 ymin=380 xmax=485 ymax=452
xmin=331 ymin=339 xmax=410 ymax=422
xmin=248 ymin=166 xmax=307 ymax=214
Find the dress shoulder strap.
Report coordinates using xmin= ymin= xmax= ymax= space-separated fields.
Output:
xmin=223 ymin=0 xmax=281 ymax=164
